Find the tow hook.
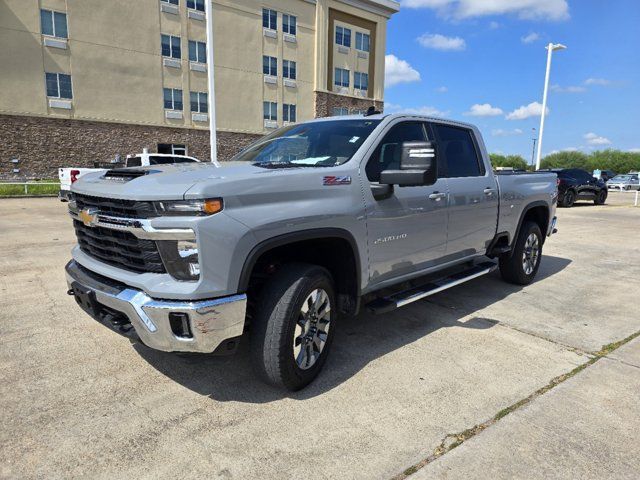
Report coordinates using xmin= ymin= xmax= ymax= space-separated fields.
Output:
xmin=67 ymin=288 xmax=75 ymax=296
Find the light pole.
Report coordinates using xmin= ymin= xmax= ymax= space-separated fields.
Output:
xmin=530 ymin=127 xmax=537 ymax=169
xmin=205 ymin=0 xmax=220 ymax=166
xmin=535 ymin=43 xmax=566 ymax=170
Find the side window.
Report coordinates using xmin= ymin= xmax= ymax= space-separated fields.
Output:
xmin=366 ymin=122 xmax=426 ymax=182
xmin=126 ymin=157 xmax=142 ymax=167
xmin=431 ymin=123 xmax=483 ymax=178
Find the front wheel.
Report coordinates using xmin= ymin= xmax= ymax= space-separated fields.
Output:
xmin=499 ymin=221 xmax=543 ymax=285
xmin=250 ymin=263 xmax=336 ymax=391
xmin=594 ymin=189 xmax=607 ymax=205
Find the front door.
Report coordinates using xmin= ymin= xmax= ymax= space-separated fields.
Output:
xmin=429 ymin=122 xmax=498 ymax=258
xmin=362 ymin=121 xmax=449 ymax=287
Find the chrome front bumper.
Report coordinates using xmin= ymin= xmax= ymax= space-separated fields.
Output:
xmin=65 ymin=260 xmax=246 ymax=353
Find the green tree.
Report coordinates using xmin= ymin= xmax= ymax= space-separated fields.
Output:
xmin=540 ymin=149 xmax=640 ymax=173
xmin=490 ymin=154 xmax=528 ymax=170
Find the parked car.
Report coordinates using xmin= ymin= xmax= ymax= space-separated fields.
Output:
xmin=546 ymin=168 xmax=608 ymax=207
xmin=58 ymin=152 xmax=202 ymax=201
xmin=607 ymin=174 xmax=640 ymax=191
xmin=64 ymin=113 xmax=558 ymax=390
xmin=594 ymin=169 xmax=616 ymax=182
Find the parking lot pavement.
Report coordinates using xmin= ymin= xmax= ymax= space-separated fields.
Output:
xmin=1 ymin=197 xmax=639 ymax=479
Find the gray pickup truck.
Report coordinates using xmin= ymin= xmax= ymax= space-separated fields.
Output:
xmin=65 ymin=113 xmax=557 ymax=390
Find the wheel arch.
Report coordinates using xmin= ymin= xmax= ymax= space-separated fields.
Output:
xmin=511 ymin=201 xmax=551 ymax=251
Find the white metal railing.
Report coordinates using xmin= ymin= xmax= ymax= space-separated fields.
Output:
xmin=0 ymin=182 xmax=60 ymax=195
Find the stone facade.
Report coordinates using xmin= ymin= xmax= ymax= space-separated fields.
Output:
xmin=0 ymin=114 xmax=261 ymax=179
xmin=314 ymin=91 xmax=384 ymax=118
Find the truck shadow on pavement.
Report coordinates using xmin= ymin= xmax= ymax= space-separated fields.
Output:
xmin=133 ymin=255 xmax=571 ymax=403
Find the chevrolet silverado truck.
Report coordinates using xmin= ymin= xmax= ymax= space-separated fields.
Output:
xmin=65 ymin=113 xmax=557 ymax=390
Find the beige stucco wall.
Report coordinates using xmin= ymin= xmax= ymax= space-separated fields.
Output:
xmin=0 ymin=0 xmax=394 ymax=134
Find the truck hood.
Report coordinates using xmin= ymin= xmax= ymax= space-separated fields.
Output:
xmin=71 ymin=162 xmax=272 ymax=200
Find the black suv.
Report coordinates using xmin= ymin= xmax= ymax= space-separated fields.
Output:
xmin=548 ymin=168 xmax=608 ymax=207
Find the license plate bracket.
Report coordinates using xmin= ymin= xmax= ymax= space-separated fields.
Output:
xmin=71 ymin=282 xmax=100 ymax=316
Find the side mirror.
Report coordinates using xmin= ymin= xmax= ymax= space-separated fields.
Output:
xmin=379 ymin=141 xmax=438 ymax=187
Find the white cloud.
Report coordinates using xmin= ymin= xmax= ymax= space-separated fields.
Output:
xmin=550 ymin=84 xmax=587 ymax=93
xmin=584 ymin=132 xmax=611 ymax=146
xmin=492 ymin=128 xmax=524 ymax=137
xmin=584 ymin=78 xmax=611 ymax=86
xmin=402 ymin=0 xmax=569 ymax=21
xmin=489 ymin=21 xmax=500 ymax=29
xmin=521 ymin=32 xmax=540 ymax=44
xmin=629 ymin=148 xmax=640 ymax=153
xmin=506 ymin=102 xmax=549 ymax=120
xmin=385 ymin=55 xmax=421 ymax=87
xmin=417 ymin=33 xmax=466 ymax=51
xmin=435 ymin=86 xmax=448 ymax=93
xmin=385 ymin=103 xmax=449 ymax=117
xmin=464 ymin=103 xmax=504 ymax=117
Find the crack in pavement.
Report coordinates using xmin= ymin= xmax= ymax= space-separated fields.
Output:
xmin=391 ymin=329 xmax=640 ymax=480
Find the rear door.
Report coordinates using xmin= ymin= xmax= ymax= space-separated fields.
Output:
xmin=362 ymin=120 xmax=449 ymax=286
xmin=428 ymin=122 xmax=498 ymax=259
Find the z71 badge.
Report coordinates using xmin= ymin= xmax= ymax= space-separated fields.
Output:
xmin=323 ymin=176 xmax=351 ymax=186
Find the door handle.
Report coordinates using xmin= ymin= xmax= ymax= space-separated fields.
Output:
xmin=484 ymin=188 xmax=496 ymax=195
xmin=428 ymin=192 xmax=447 ymax=201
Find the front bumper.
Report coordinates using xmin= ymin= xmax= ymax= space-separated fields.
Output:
xmin=65 ymin=260 xmax=246 ymax=353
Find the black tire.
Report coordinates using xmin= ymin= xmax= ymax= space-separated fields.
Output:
xmin=250 ymin=263 xmax=336 ymax=391
xmin=561 ymin=190 xmax=576 ymax=208
xmin=499 ymin=221 xmax=543 ymax=285
xmin=594 ymin=189 xmax=607 ymax=205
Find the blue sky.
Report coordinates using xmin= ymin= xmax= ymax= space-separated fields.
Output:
xmin=383 ymin=0 xmax=640 ymax=160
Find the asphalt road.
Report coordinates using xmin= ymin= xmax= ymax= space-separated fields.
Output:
xmin=1 ymin=193 xmax=639 ymax=479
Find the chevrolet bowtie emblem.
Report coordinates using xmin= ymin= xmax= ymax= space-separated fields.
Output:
xmin=79 ymin=208 xmax=99 ymax=227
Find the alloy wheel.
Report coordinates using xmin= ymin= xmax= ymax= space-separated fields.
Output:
xmin=293 ymin=288 xmax=331 ymax=370
xmin=522 ymin=233 xmax=540 ymax=275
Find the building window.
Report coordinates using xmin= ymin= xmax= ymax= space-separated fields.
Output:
xmin=283 ymin=14 xmax=296 ymax=35
xmin=354 ymin=72 xmax=368 ymax=91
xmin=161 ymin=0 xmax=179 ymax=4
xmin=45 ymin=73 xmax=72 ymax=99
xmin=355 ymin=32 xmax=370 ymax=52
xmin=332 ymin=107 xmax=349 ymax=116
xmin=335 ymin=26 xmax=351 ymax=48
xmin=283 ymin=60 xmax=296 ymax=80
xmin=40 ymin=9 xmax=68 ymax=39
xmin=334 ymin=68 xmax=350 ymax=88
xmin=164 ymin=88 xmax=183 ymax=110
xmin=283 ymin=104 xmax=296 ymax=123
xmin=263 ymin=56 xmax=277 ymax=76
xmin=262 ymin=8 xmax=277 ymax=30
xmin=187 ymin=0 xmax=204 ymax=11
xmin=189 ymin=40 xmax=206 ymax=63
xmin=263 ymin=101 xmax=277 ymax=121
xmin=161 ymin=34 xmax=181 ymax=58
xmin=190 ymin=91 xmax=208 ymax=113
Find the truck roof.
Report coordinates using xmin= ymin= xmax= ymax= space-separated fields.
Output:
xmin=307 ymin=112 xmax=478 ymax=131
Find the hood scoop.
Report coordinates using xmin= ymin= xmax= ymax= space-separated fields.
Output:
xmin=103 ymin=169 xmax=159 ymax=181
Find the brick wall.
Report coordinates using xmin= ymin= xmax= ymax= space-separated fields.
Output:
xmin=314 ymin=91 xmax=383 ymax=118
xmin=0 ymin=114 xmax=261 ymax=179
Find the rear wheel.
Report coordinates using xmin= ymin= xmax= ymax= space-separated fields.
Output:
xmin=594 ymin=189 xmax=607 ymax=205
xmin=250 ymin=263 xmax=336 ymax=391
xmin=561 ymin=190 xmax=576 ymax=208
xmin=499 ymin=221 xmax=543 ymax=285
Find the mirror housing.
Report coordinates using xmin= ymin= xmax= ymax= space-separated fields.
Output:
xmin=379 ymin=141 xmax=438 ymax=187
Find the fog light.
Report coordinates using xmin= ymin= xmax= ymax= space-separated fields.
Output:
xmin=157 ymin=239 xmax=200 ymax=281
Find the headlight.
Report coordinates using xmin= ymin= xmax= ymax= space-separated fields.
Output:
xmin=157 ymin=239 xmax=200 ymax=281
xmin=154 ymin=198 xmax=223 ymax=216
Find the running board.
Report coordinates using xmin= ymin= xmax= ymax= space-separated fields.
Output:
xmin=367 ymin=261 xmax=498 ymax=314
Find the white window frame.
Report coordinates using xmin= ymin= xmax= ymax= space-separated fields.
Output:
xmin=40 ymin=9 xmax=68 ymax=39
xmin=262 ymin=8 xmax=277 ymax=31
xmin=190 ymin=91 xmax=208 ymax=113
xmin=354 ymin=72 xmax=368 ymax=92
xmin=282 ymin=60 xmax=296 ymax=80
xmin=335 ymin=26 xmax=351 ymax=48
xmin=188 ymin=40 xmax=206 ymax=63
xmin=163 ymin=88 xmax=183 ymax=111
xmin=263 ymin=55 xmax=277 ymax=77
xmin=45 ymin=72 xmax=73 ymax=99
xmin=334 ymin=68 xmax=350 ymax=88
xmin=332 ymin=107 xmax=349 ymax=116
xmin=263 ymin=101 xmax=277 ymax=121
xmin=355 ymin=32 xmax=370 ymax=52
xmin=283 ymin=103 xmax=296 ymax=123
xmin=282 ymin=14 xmax=296 ymax=36
xmin=161 ymin=34 xmax=181 ymax=59
xmin=161 ymin=0 xmax=179 ymax=4
xmin=187 ymin=0 xmax=204 ymax=11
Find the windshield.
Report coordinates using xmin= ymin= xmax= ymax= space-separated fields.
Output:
xmin=231 ymin=119 xmax=381 ymax=168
